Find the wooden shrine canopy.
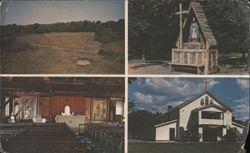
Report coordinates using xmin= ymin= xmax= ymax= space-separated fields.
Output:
xmin=170 ymin=2 xmax=219 ymax=74
xmin=0 ymin=77 xmax=124 ymax=98
xmin=177 ymin=2 xmax=217 ymax=48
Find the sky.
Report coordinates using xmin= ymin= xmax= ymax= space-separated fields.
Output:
xmin=1 ymin=0 xmax=124 ymax=25
xmin=128 ymin=77 xmax=250 ymax=121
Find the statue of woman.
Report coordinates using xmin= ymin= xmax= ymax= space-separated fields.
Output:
xmin=189 ymin=18 xmax=200 ymax=42
xmin=62 ymin=105 xmax=71 ymax=116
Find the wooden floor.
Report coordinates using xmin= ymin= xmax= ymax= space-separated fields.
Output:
xmin=2 ymin=123 xmax=87 ymax=153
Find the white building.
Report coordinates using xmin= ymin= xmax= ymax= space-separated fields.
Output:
xmin=155 ymin=91 xmax=245 ymax=142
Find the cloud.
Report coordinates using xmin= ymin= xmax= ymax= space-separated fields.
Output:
xmin=131 ymin=78 xmax=218 ymax=113
xmin=129 ymin=78 xmax=249 ymax=121
xmin=133 ymin=92 xmax=166 ymax=104
xmin=234 ymin=79 xmax=250 ymax=120
xmin=236 ymin=79 xmax=250 ymax=90
xmin=207 ymin=79 xmax=219 ymax=88
xmin=137 ymin=78 xmax=217 ymax=95
xmin=143 ymin=78 xmax=198 ymax=96
xmin=133 ymin=92 xmax=154 ymax=104
xmin=233 ymin=97 xmax=250 ymax=121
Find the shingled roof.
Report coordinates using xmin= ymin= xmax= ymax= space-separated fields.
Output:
xmin=180 ymin=2 xmax=217 ymax=48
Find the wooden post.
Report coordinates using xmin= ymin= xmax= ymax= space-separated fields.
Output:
xmin=187 ymin=52 xmax=190 ymax=64
xmin=215 ymin=50 xmax=218 ymax=67
xmin=180 ymin=52 xmax=183 ymax=63
xmin=176 ymin=3 xmax=188 ymax=49
xmin=0 ymin=94 xmax=3 ymax=123
xmin=179 ymin=3 xmax=183 ymax=49
xmin=142 ymin=49 xmax=146 ymax=63
xmin=195 ymin=52 xmax=199 ymax=65
xmin=9 ymin=97 xmax=13 ymax=117
xmin=204 ymin=51 xmax=208 ymax=75
xmin=172 ymin=49 xmax=175 ymax=63
xmin=209 ymin=52 xmax=212 ymax=68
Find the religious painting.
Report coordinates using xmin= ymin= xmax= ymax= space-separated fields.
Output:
xmin=92 ymin=99 xmax=108 ymax=121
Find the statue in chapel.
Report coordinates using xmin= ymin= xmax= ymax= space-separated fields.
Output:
xmin=61 ymin=105 xmax=72 ymax=116
xmin=189 ymin=18 xmax=200 ymax=42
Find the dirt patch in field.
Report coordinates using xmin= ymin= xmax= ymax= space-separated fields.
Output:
xmin=1 ymin=32 xmax=124 ymax=74
xmin=18 ymin=32 xmax=101 ymax=52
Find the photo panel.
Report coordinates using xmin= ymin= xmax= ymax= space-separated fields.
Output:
xmin=0 ymin=0 xmax=125 ymax=74
xmin=128 ymin=0 xmax=250 ymax=75
xmin=128 ymin=77 xmax=249 ymax=153
xmin=0 ymin=77 xmax=125 ymax=153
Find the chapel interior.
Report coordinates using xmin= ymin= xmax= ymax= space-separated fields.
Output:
xmin=0 ymin=77 xmax=125 ymax=153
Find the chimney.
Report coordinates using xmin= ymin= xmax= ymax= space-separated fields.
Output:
xmin=168 ymin=105 xmax=173 ymax=111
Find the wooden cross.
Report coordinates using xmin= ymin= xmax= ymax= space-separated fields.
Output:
xmin=202 ymin=79 xmax=211 ymax=91
xmin=176 ymin=3 xmax=188 ymax=49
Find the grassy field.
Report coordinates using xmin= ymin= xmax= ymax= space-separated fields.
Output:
xmin=1 ymin=32 xmax=124 ymax=74
xmin=128 ymin=142 xmax=243 ymax=153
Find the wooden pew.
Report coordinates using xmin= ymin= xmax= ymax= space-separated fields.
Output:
xmin=2 ymin=123 xmax=88 ymax=153
xmin=86 ymin=123 xmax=124 ymax=153
xmin=0 ymin=123 xmax=32 ymax=140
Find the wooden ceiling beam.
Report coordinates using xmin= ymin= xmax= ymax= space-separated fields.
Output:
xmin=0 ymin=77 xmax=124 ymax=97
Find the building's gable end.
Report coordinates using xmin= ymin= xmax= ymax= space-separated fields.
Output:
xmin=178 ymin=91 xmax=233 ymax=129
xmin=179 ymin=93 xmax=206 ymax=128
xmin=206 ymin=92 xmax=233 ymax=112
xmin=159 ymin=91 xmax=233 ymax=130
xmin=155 ymin=120 xmax=178 ymax=141
xmin=178 ymin=91 xmax=233 ymax=112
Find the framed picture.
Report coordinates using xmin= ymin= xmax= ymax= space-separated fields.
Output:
xmin=91 ymin=99 xmax=108 ymax=121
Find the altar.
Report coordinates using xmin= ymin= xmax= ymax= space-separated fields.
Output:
xmin=55 ymin=115 xmax=85 ymax=129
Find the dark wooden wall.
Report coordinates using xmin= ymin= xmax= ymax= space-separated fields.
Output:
xmin=39 ymin=96 xmax=90 ymax=121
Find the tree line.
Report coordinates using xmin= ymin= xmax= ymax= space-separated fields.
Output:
xmin=1 ymin=19 xmax=124 ymax=49
xmin=129 ymin=0 xmax=250 ymax=60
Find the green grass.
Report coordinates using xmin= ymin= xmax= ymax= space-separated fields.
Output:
xmin=128 ymin=142 xmax=243 ymax=153
xmin=219 ymin=53 xmax=248 ymax=68
xmin=2 ymin=41 xmax=32 ymax=53
xmin=98 ymin=49 xmax=124 ymax=63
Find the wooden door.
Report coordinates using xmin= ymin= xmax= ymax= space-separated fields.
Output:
xmin=169 ymin=128 xmax=175 ymax=141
